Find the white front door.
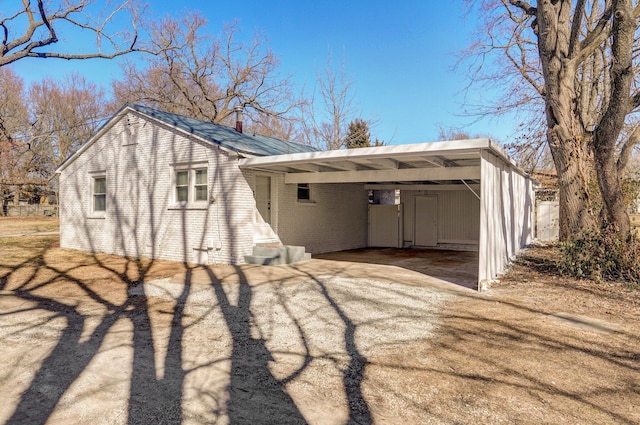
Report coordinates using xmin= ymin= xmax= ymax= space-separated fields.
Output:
xmin=415 ymin=196 xmax=438 ymax=247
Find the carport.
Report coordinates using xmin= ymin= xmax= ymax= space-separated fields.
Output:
xmin=239 ymin=138 xmax=536 ymax=290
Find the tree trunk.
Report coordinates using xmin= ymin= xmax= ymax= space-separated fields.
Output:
xmin=548 ymin=130 xmax=598 ymax=240
xmin=593 ymin=149 xmax=630 ymax=233
xmin=589 ymin=0 xmax=635 ymax=236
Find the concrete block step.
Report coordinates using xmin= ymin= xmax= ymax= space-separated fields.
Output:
xmin=284 ymin=245 xmax=307 ymax=263
xmin=248 ymin=245 xmax=310 ymax=266
xmin=244 ymin=255 xmax=278 ymax=266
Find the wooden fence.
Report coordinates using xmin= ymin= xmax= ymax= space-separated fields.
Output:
xmin=3 ymin=205 xmax=58 ymax=217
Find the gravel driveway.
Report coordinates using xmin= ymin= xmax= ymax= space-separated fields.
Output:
xmin=0 ymin=258 xmax=462 ymax=424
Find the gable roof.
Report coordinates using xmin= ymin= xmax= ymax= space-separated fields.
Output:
xmin=55 ymin=103 xmax=316 ymax=174
xmin=127 ymin=104 xmax=316 ymax=157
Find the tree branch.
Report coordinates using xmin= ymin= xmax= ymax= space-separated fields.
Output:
xmin=573 ymin=4 xmax=614 ymax=65
xmin=0 ymin=1 xmax=156 ymax=67
xmin=568 ymin=0 xmax=587 ymax=58
xmin=617 ymin=124 xmax=640 ymax=173
xmin=508 ymin=0 xmax=537 ymax=16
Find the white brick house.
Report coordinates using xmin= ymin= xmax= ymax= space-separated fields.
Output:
xmin=55 ymin=104 xmax=367 ymax=265
xmin=57 ymin=104 xmax=536 ymax=288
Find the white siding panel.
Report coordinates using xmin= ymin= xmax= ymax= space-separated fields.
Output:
xmin=478 ymin=151 xmax=535 ymax=288
xmin=368 ymin=204 xmax=402 ymax=247
xmin=401 ymin=189 xmax=480 ymax=246
xmin=536 ymin=201 xmax=559 ymax=241
xmin=437 ymin=191 xmax=480 ymax=244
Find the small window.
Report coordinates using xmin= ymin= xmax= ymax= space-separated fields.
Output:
xmin=297 ymin=183 xmax=311 ymax=201
xmin=194 ymin=169 xmax=208 ymax=201
xmin=92 ymin=176 xmax=106 ymax=212
xmin=173 ymin=166 xmax=208 ymax=204
xmin=176 ymin=171 xmax=189 ymax=202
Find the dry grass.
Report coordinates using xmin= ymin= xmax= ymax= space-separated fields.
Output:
xmin=0 ymin=216 xmax=59 ymax=235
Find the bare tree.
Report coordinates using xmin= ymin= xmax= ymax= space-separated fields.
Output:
xmin=112 ymin=14 xmax=301 ymax=139
xmin=0 ymin=68 xmax=29 ymax=207
xmin=0 ymin=0 xmax=159 ymax=67
xmin=0 ymin=69 xmax=108 ymax=211
xmin=29 ymin=74 xmax=109 ymax=176
xmin=299 ymin=56 xmax=361 ymax=150
xmin=465 ymin=0 xmax=640 ymax=239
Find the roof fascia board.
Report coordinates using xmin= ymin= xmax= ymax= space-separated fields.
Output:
xmin=284 ymin=166 xmax=481 ymax=184
xmin=485 ymin=139 xmax=532 ymax=178
xmin=239 ymin=139 xmax=491 ymax=168
xmin=364 ymin=183 xmax=481 ymax=191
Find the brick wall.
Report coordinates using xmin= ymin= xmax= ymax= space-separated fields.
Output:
xmin=272 ymin=174 xmax=369 ymax=254
xmin=59 ymin=110 xmax=255 ymax=265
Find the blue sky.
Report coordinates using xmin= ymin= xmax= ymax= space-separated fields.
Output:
xmin=8 ymin=0 xmax=513 ymax=145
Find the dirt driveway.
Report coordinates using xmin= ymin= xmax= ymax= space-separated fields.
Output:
xmin=0 ymin=235 xmax=639 ymax=424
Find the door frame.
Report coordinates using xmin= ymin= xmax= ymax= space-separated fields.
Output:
xmin=414 ymin=195 xmax=438 ymax=247
xmin=255 ymin=173 xmax=278 ymax=233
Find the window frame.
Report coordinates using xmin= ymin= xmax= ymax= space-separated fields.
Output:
xmin=89 ymin=172 xmax=107 ymax=217
xmin=171 ymin=163 xmax=209 ymax=207
xmin=297 ymin=183 xmax=312 ymax=203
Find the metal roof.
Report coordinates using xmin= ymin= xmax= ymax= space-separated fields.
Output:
xmin=238 ymin=138 xmax=523 ymax=186
xmin=127 ymin=104 xmax=317 ymax=157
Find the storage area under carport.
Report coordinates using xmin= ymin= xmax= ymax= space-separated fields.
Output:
xmin=239 ymin=138 xmax=536 ymax=290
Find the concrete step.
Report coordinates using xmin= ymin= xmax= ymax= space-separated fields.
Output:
xmin=244 ymin=255 xmax=278 ymax=266
xmin=284 ymin=245 xmax=307 ymax=263
xmin=248 ymin=245 xmax=310 ymax=266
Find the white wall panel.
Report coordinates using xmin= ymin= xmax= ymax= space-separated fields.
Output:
xmin=401 ymin=189 xmax=480 ymax=247
xmin=369 ymin=204 xmax=402 ymax=247
xmin=478 ymin=151 xmax=535 ymax=288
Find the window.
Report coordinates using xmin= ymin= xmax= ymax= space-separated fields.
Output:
xmin=297 ymin=183 xmax=311 ymax=201
xmin=173 ymin=166 xmax=208 ymax=204
xmin=92 ymin=176 xmax=106 ymax=213
xmin=194 ymin=169 xmax=208 ymax=201
xmin=176 ymin=171 xmax=189 ymax=202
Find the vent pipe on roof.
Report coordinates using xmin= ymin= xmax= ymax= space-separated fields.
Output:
xmin=234 ymin=105 xmax=243 ymax=133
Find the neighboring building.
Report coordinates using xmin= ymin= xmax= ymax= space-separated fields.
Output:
xmin=532 ymin=170 xmax=560 ymax=241
xmin=56 ymin=104 xmax=536 ymax=289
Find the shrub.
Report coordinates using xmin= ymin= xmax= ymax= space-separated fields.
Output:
xmin=559 ymin=226 xmax=640 ymax=284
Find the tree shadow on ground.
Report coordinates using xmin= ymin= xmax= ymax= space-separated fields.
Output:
xmin=0 ymin=239 xmax=191 ymax=424
xmin=1 ymin=235 xmax=639 ymax=424
xmin=205 ymin=266 xmax=308 ymax=424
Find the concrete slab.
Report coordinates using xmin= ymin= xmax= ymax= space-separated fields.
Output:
xmin=314 ymin=247 xmax=479 ymax=290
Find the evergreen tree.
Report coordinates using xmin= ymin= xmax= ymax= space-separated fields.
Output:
xmin=344 ymin=119 xmax=383 ymax=148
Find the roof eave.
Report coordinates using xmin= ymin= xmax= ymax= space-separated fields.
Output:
xmin=238 ymin=138 xmax=492 ymax=169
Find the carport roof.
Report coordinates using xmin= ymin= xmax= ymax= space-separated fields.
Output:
xmin=239 ymin=138 xmax=522 ymax=185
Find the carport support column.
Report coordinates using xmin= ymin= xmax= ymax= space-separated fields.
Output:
xmin=478 ymin=150 xmax=491 ymax=290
